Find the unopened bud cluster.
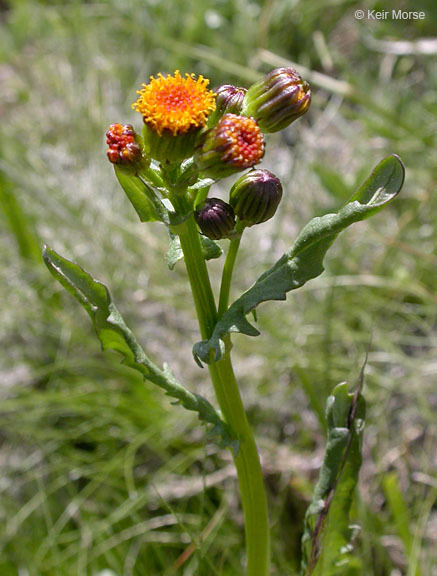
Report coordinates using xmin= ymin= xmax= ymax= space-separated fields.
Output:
xmin=194 ymin=168 xmax=284 ymax=240
xmin=106 ymin=124 xmax=142 ymax=165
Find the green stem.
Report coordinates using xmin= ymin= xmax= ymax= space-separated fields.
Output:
xmin=176 ymin=214 xmax=218 ymax=339
xmin=218 ymin=226 xmax=243 ymax=318
xmin=175 ymin=212 xmax=270 ymax=576
xmin=209 ymin=350 xmax=270 ymax=576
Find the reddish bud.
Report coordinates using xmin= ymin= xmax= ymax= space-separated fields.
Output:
xmin=195 ymin=114 xmax=265 ymax=179
xmin=106 ymin=123 xmax=142 ymax=165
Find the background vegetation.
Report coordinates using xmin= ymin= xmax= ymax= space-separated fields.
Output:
xmin=0 ymin=0 xmax=436 ymax=574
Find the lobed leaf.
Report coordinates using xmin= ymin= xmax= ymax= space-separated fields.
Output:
xmin=300 ymin=373 xmax=366 ymax=576
xmin=42 ymin=246 xmax=236 ymax=450
xmin=193 ymin=155 xmax=404 ymax=364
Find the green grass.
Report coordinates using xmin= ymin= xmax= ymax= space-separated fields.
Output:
xmin=1 ymin=0 xmax=436 ymax=574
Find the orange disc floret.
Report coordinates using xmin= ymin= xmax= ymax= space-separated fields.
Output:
xmin=194 ymin=114 xmax=265 ymax=179
xmin=132 ymin=71 xmax=216 ymax=136
xmin=217 ymin=114 xmax=265 ymax=168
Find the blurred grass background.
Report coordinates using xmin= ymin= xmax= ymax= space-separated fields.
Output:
xmin=0 ymin=0 xmax=436 ymax=574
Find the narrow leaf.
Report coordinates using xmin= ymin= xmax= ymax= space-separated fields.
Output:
xmin=42 ymin=246 xmax=236 ymax=449
xmin=115 ymin=166 xmax=172 ymax=224
xmin=383 ymin=472 xmax=418 ymax=566
xmin=193 ymin=155 xmax=404 ymax=364
xmin=114 ymin=166 xmax=160 ymax=222
xmin=0 ymin=175 xmax=41 ymax=262
xmin=189 ymin=177 xmax=215 ymax=191
xmin=300 ymin=366 xmax=366 ymax=575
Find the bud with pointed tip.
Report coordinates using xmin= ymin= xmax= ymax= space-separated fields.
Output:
xmin=229 ymin=169 xmax=283 ymax=225
xmin=242 ymin=67 xmax=311 ymax=133
xmin=195 ymin=113 xmax=265 ymax=179
xmin=207 ymin=84 xmax=247 ymax=126
xmin=194 ymin=198 xmax=236 ymax=240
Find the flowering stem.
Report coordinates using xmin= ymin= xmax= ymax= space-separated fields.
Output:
xmin=208 ymin=351 xmax=270 ymax=576
xmin=175 ymin=213 xmax=218 ymax=339
xmin=218 ymin=222 xmax=245 ymax=318
xmin=175 ymin=212 xmax=270 ymax=576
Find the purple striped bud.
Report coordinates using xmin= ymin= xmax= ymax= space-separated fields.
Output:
xmin=242 ymin=68 xmax=311 ymax=133
xmin=207 ymin=84 xmax=247 ymax=126
xmin=229 ymin=169 xmax=283 ymax=225
xmin=194 ymin=198 xmax=236 ymax=240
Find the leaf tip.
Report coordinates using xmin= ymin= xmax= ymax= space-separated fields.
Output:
xmin=389 ymin=153 xmax=406 ymax=189
xmin=42 ymin=244 xmax=50 ymax=261
xmin=42 ymin=244 xmax=56 ymax=270
xmin=192 ymin=350 xmax=204 ymax=369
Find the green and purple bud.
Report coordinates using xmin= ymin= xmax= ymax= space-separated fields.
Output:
xmin=194 ymin=113 xmax=265 ymax=179
xmin=207 ymin=84 xmax=247 ymax=126
xmin=106 ymin=123 xmax=142 ymax=165
xmin=194 ymin=197 xmax=236 ymax=240
xmin=229 ymin=169 xmax=283 ymax=226
xmin=242 ymin=67 xmax=311 ymax=133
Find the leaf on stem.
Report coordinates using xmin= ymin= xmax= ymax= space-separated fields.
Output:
xmin=300 ymin=361 xmax=366 ymax=576
xmin=193 ymin=155 xmax=404 ymax=364
xmin=167 ymin=232 xmax=223 ymax=270
xmin=115 ymin=166 xmax=171 ymax=224
xmin=42 ymin=246 xmax=236 ymax=450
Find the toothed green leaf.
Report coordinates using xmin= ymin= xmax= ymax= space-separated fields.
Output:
xmin=43 ymin=246 xmax=236 ymax=450
xmin=300 ymin=378 xmax=366 ymax=576
xmin=193 ymin=155 xmax=404 ymax=364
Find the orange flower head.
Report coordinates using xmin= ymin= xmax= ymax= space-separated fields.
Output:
xmin=132 ymin=71 xmax=216 ymax=136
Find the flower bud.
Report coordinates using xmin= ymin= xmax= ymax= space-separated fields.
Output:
xmin=194 ymin=198 xmax=236 ymax=240
xmin=242 ymin=68 xmax=311 ymax=133
xmin=194 ymin=113 xmax=265 ymax=179
xmin=207 ymin=84 xmax=247 ymax=126
xmin=106 ymin=123 xmax=142 ymax=165
xmin=229 ymin=169 xmax=283 ymax=225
